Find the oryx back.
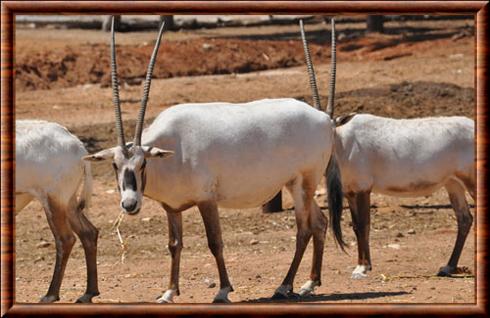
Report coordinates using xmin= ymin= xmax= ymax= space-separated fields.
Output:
xmin=142 ymin=98 xmax=334 ymax=209
xmin=335 ymin=114 xmax=474 ymax=196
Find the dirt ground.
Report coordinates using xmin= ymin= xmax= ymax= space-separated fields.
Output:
xmin=14 ymin=17 xmax=476 ymax=304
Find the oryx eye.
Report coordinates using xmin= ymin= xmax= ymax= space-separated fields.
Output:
xmin=112 ymin=162 xmax=118 ymax=171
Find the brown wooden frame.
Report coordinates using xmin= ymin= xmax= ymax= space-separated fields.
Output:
xmin=1 ymin=1 xmax=488 ymax=317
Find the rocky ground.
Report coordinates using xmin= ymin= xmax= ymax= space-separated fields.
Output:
xmin=15 ymin=16 xmax=476 ymax=304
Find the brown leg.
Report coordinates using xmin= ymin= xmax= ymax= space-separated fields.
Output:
xmin=310 ymin=202 xmax=327 ymax=282
xmin=68 ymin=209 xmax=100 ymax=303
xmin=197 ymin=201 xmax=233 ymax=303
xmin=298 ymin=174 xmax=327 ymax=296
xmin=347 ymin=191 xmax=372 ymax=279
xmin=296 ymin=201 xmax=327 ymax=297
xmin=456 ymin=171 xmax=475 ymax=202
xmin=438 ymin=180 xmax=474 ymax=276
xmin=274 ymin=176 xmax=312 ymax=299
xmin=157 ymin=209 xmax=183 ymax=303
xmin=462 ymin=176 xmax=476 ymax=202
xmin=40 ymin=197 xmax=76 ymax=303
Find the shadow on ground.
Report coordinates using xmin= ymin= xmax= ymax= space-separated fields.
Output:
xmin=241 ymin=291 xmax=410 ymax=303
xmin=218 ymin=24 xmax=472 ymax=47
xmin=400 ymin=204 xmax=475 ymax=210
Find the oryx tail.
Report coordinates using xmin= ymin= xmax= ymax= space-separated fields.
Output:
xmin=78 ymin=160 xmax=93 ymax=212
xmin=326 ymin=153 xmax=346 ymax=251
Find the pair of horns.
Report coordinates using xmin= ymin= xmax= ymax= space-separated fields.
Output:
xmin=110 ymin=16 xmax=166 ymax=154
xmin=299 ymin=18 xmax=336 ymax=118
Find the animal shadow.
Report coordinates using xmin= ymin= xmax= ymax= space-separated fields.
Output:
xmin=241 ymin=291 xmax=410 ymax=303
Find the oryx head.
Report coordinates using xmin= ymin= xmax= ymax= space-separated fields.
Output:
xmin=83 ymin=16 xmax=173 ymax=214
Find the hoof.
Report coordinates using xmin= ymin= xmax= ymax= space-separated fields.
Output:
xmin=437 ymin=266 xmax=455 ymax=277
xmin=75 ymin=292 xmax=98 ymax=303
xmin=40 ymin=294 xmax=60 ymax=303
xmin=298 ymin=289 xmax=312 ymax=297
xmin=298 ymin=287 xmax=314 ymax=297
xmin=156 ymin=289 xmax=178 ymax=303
xmin=298 ymin=280 xmax=322 ymax=297
xmin=212 ymin=297 xmax=231 ymax=304
xmin=157 ymin=298 xmax=173 ymax=304
xmin=298 ymin=280 xmax=320 ymax=297
xmin=351 ymin=265 xmax=369 ymax=280
xmin=156 ymin=296 xmax=173 ymax=304
xmin=351 ymin=272 xmax=368 ymax=280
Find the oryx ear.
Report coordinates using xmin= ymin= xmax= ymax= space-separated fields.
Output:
xmin=335 ymin=112 xmax=357 ymax=127
xmin=142 ymin=146 xmax=174 ymax=159
xmin=82 ymin=148 xmax=116 ymax=161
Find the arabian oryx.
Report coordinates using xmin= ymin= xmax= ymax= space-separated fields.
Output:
xmin=16 ymin=120 xmax=99 ymax=303
xmin=83 ymin=17 xmax=345 ymax=303
xmin=300 ymin=20 xmax=475 ymax=280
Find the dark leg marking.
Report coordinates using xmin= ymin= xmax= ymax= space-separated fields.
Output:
xmin=347 ymin=191 xmax=372 ymax=273
xmin=439 ymin=180 xmax=473 ymax=276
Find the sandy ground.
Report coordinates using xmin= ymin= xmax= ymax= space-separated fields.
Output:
xmin=14 ymin=17 xmax=476 ymax=304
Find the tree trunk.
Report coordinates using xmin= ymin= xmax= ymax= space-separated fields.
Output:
xmin=262 ymin=191 xmax=283 ymax=213
xmin=366 ymin=15 xmax=384 ymax=33
xmin=102 ymin=15 xmax=121 ymax=32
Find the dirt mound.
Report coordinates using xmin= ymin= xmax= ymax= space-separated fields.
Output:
xmin=16 ymin=38 xmax=327 ymax=92
xmin=332 ymin=81 xmax=475 ymax=118
xmin=16 ymin=33 xmax=470 ymax=92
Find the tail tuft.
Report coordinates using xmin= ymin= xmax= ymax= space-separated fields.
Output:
xmin=78 ymin=160 xmax=93 ymax=212
xmin=326 ymin=154 xmax=347 ymax=252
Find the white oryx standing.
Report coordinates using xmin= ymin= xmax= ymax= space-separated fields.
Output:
xmin=83 ymin=17 xmax=345 ymax=303
xmin=336 ymin=115 xmax=474 ymax=279
xmin=300 ymin=20 xmax=475 ymax=280
xmin=16 ymin=120 xmax=99 ymax=303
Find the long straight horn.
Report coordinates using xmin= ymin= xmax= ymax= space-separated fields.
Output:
xmin=110 ymin=15 xmax=127 ymax=153
xmin=326 ymin=18 xmax=337 ymax=119
xmin=299 ymin=19 xmax=321 ymax=110
xmin=134 ymin=21 xmax=166 ymax=146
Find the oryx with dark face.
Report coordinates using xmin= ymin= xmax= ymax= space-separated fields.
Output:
xmin=84 ymin=16 xmax=345 ymax=303
xmin=300 ymin=19 xmax=475 ymax=280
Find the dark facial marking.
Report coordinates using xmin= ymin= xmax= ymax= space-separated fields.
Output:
xmin=123 ymin=168 xmax=137 ymax=191
xmin=112 ymin=162 xmax=121 ymax=192
xmin=140 ymin=159 xmax=147 ymax=192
